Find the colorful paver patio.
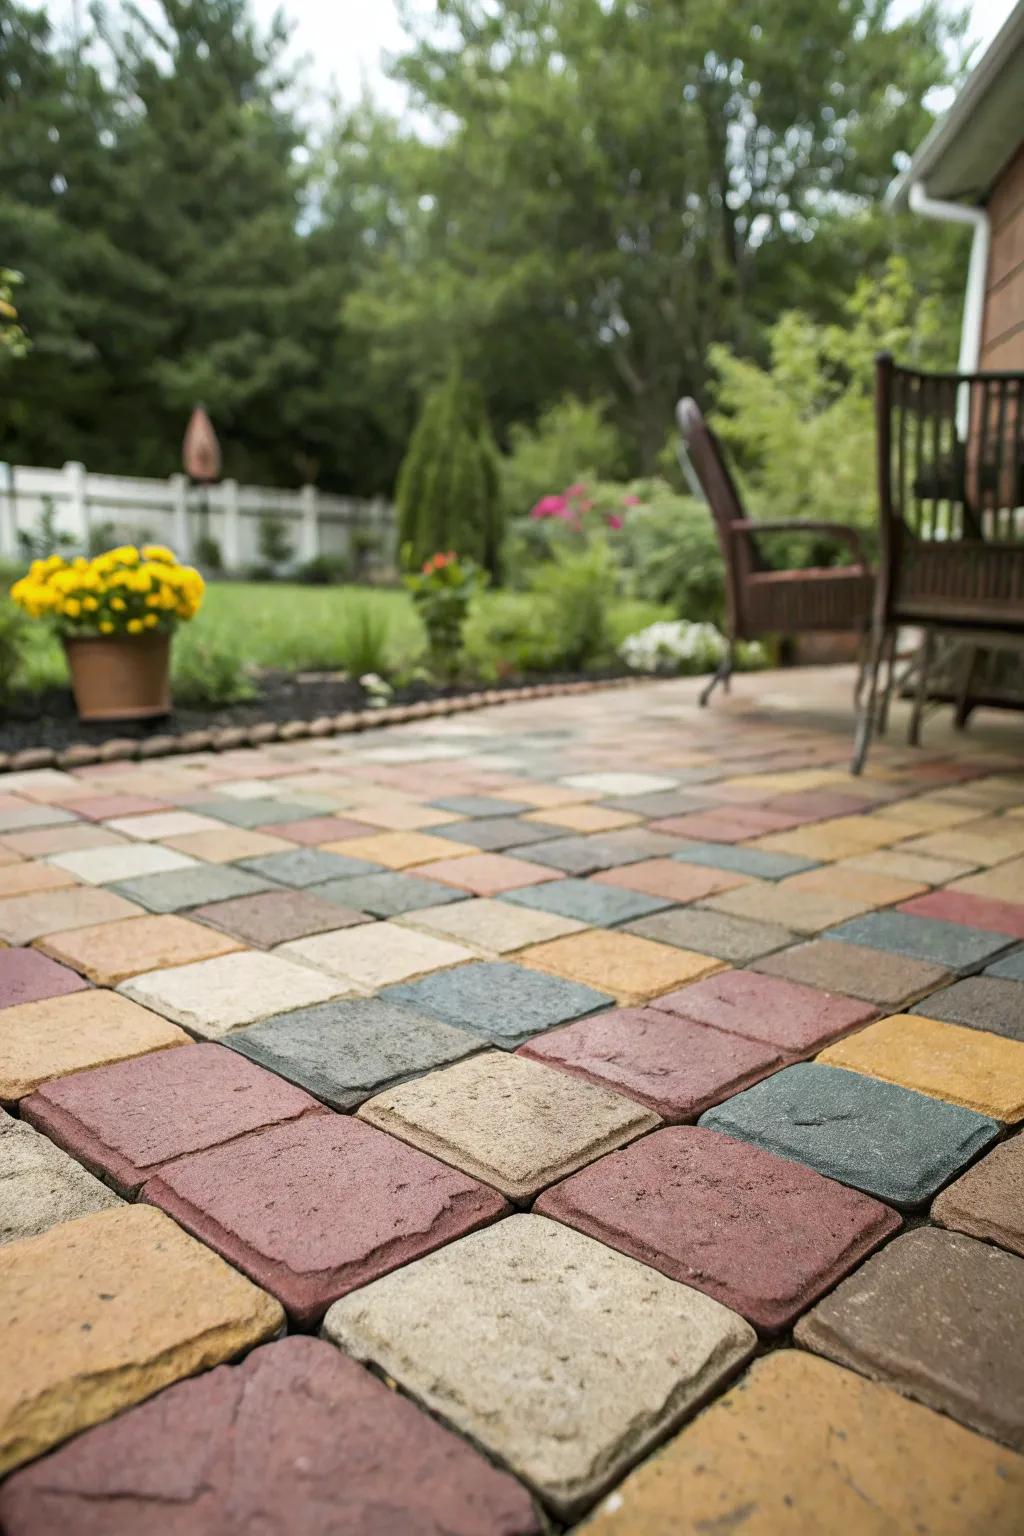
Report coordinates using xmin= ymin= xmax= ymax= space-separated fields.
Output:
xmin=2 ymin=667 xmax=1024 ymax=1525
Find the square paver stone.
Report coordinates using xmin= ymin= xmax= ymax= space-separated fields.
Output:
xmin=239 ymin=848 xmax=383 ymax=887
xmin=358 ymin=1050 xmax=659 ymax=1201
xmin=47 ymin=844 xmax=198 ymax=885
xmin=430 ymin=795 xmax=531 ymax=817
xmin=795 ymin=1227 xmax=1024 ymax=1450
xmin=910 ymin=975 xmax=1024 ymax=1040
xmin=988 ymin=946 xmax=1024 ymax=981
xmin=188 ymin=798 xmax=321 ymax=828
xmin=900 ymin=887 xmax=1024 ymax=940
xmin=399 ymin=896 xmax=585 ymax=952
xmin=330 ymin=831 xmax=478 ymax=868
xmin=382 ymin=961 xmax=613 ymax=1049
xmin=594 ymin=859 xmax=747 ymax=904
xmin=561 ymin=771 xmax=679 ymax=795
xmin=0 ymin=990 xmax=188 ymax=1104
xmin=323 ymin=1213 xmax=755 ymax=1520
xmin=120 ymin=950 xmax=350 ymax=1037
xmin=623 ymin=906 xmax=796 ymax=962
xmin=191 ymin=889 xmax=371 ymax=947
xmin=143 ymin=1113 xmax=508 ymax=1325
xmin=0 ymin=1204 xmax=282 ymax=1476
xmin=702 ymin=880 xmax=876 ymax=935
xmin=111 ymin=864 xmax=279 ymax=914
xmin=309 ymin=871 xmax=468 ymax=918
xmin=0 ymin=1336 xmax=541 ymax=1536
xmin=0 ymin=887 xmax=143 ymax=944
xmin=0 ymin=947 xmax=90 ymax=1008
xmin=754 ymin=937 xmax=950 ymax=1008
xmin=36 ymin=914 xmax=242 ymax=986
xmin=580 ymin=1351 xmax=1024 ymax=1536
xmin=818 ymin=1012 xmax=1024 ymax=1122
xmin=699 ymin=1061 xmax=1000 ymax=1209
xmin=673 ymin=841 xmax=820 ymax=879
xmin=163 ymin=826 xmax=296 ymax=863
xmin=227 ymin=997 xmax=483 ymax=1109
xmin=278 ymin=921 xmax=475 ymax=992
xmin=21 ymin=1042 xmax=328 ymax=1194
xmin=415 ymin=852 xmax=564 ymax=895
xmin=434 ymin=817 xmax=560 ymax=852
xmin=104 ymin=810 xmax=225 ymax=840
xmin=521 ymin=930 xmax=722 ymax=1004
xmin=519 ymin=1007 xmax=784 ymax=1121
xmin=0 ymin=863 xmax=77 ymax=899
xmin=651 ymin=970 xmax=878 ymax=1056
xmin=932 ymin=1136 xmax=1024 ymax=1257
xmin=536 ymin=1125 xmax=900 ymax=1332
xmin=504 ymin=877 xmax=673 ymax=927
xmin=826 ymin=910 xmax=1014 ymax=972
xmin=0 ymin=1110 xmax=121 ymax=1244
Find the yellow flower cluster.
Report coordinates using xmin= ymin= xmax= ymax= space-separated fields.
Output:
xmin=10 ymin=545 xmax=205 ymax=636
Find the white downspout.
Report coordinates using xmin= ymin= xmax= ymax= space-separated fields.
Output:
xmin=908 ymin=181 xmax=990 ymax=434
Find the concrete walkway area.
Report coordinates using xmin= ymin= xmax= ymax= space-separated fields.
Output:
xmin=1 ymin=665 xmax=1023 ymax=1532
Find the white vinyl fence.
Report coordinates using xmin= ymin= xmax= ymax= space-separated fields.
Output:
xmin=0 ymin=461 xmax=396 ymax=572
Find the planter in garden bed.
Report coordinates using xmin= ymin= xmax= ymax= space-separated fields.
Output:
xmin=64 ymin=633 xmax=171 ymax=721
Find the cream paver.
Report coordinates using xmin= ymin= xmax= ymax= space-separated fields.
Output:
xmin=119 ymin=949 xmax=351 ymax=1037
xmin=36 ymin=914 xmax=243 ymax=986
xmin=580 ymin=1351 xmax=1024 ymax=1535
xmin=520 ymin=929 xmax=723 ymax=1003
xmin=843 ymin=847 xmax=978 ymax=885
xmin=700 ymin=879 xmax=875 ymax=935
xmin=358 ymin=1049 xmax=658 ymax=1201
xmin=47 ymin=844 xmax=198 ymax=886
xmin=279 ymin=921 xmax=475 ymax=992
xmin=103 ymin=811 xmax=227 ymax=840
xmin=323 ymin=1214 xmax=755 ymax=1520
xmin=0 ymin=1109 xmax=122 ymax=1244
xmin=0 ymin=1205 xmax=283 ymax=1476
xmin=397 ymin=896 xmax=586 ymax=953
xmin=818 ymin=1012 xmax=1024 ymax=1122
xmin=162 ymin=826 xmax=297 ymax=863
xmin=0 ymin=989 xmax=189 ymax=1103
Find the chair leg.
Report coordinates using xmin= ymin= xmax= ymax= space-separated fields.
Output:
xmin=908 ymin=629 xmax=935 ymax=747
xmin=877 ymin=627 xmax=899 ymax=737
xmin=854 ymin=628 xmax=869 ymax=708
xmin=955 ymin=646 xmax=982 ymax=731
xmin=700 ymin=640 xmax=735 ymax=707
xmin=851 ymin=622 xmax=887 ymax=775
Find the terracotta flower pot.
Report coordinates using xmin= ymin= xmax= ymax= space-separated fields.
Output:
xmin=64 ymin=634 xmax=172 ymax=722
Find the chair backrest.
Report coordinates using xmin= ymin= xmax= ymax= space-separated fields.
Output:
xmin=677 ymin=396 xmax=758 ymax=637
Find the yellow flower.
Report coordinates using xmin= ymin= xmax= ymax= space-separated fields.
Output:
xmin=100 ymin=621 xmax=114 ymax=634
xmin=63 ymin=598 xmax=82 ymax=619
xmin=142 ymin=545 xmax=176 ymax=565
xmin=82 ymin=596 xmax=98 ymax=612
xmin=143 ymin=612 xmax=158 ymax=628
xmin=127 ymin=618 xmax=144 ymax=634
xmin=111 ymin=597 xmax=126 ymax=612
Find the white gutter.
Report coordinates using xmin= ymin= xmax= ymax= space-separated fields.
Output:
xmin=907 ymin=181 xmax=989 ymax=433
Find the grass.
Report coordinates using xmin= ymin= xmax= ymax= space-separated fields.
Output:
xmin=9 ymin=581 xmax=674 ymax=694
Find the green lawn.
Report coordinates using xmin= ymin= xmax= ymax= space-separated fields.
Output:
xmin=14 ymin=581 xmax=671 ymax=692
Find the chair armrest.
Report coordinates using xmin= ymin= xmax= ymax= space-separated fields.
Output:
xmin=730 ymin=519 xmax=869 ymax=568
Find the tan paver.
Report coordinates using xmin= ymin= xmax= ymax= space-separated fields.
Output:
xmin=818 ymin=1012 xmax=1024 ymax=1122
xmin=844 ymin=847 xmax=977 ymax=885
xmin=324 ymin=1214 xmax=755 ymax=1519
xmin=751 ymin=814 xmax=919 ymax=862
xmin=398 ymin=897 xmax=586 ymax=953
xmin=345 ymin=802 xmax=464 ymax=830
xmin=593 ymin=858 xmax=747 ymax=902
xmin=1 ymin=825 xmax=127 ymax=858
xmin=0 ymin=1205 xmax=283 ymax=1475
xmin=0 ymin=989 xmax=187 ymax=1102
xmin=325 ymin=830 xmax=477 ymax=867
xmin=0 ymin=863 xmax=78 ymax=899
xmin=522 ymin=929 xmax=723 ymax=1003
xmin=701 ymin=879 xmax=873 ymax=935
xmin=898 ymin=822 xmax=1024 ymax=867
xmin=359 ymin=1050 xmax=657 ymax=1201
xmin=163 ymin=826 xmax=296 ymax=862
xmin=788 ymin=864 xmax=927 ymax=906
xmin=0 ymin=887 xmax=145 ymax=945
xmin=523 ymin=804 xmax=641 ymax=833
xmin=951 ymin=856 xmax=1024 ymax=904
xmin=37 ymin=914 xmax=243 ymax=986
xmin=581 ymin=1351 xmax=1024 ymax=1535
xmin=279 ymin=920 xmax=475 ymax=992
xmin=119 ymin=950 xmax=349 ymax=1037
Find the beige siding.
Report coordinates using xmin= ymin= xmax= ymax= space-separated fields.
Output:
xmin=980 ymin=143 xmax=1024 ymax=371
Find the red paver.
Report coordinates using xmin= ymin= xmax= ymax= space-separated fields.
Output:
xmin=536 ymin=1125 xmax=901 ymax=1332
xmin=0 ymin=948 xmax=90 ymax=1009
xmin=651 ymin=969 xmax=879 ymax=1055
xmin=592 ymin=859 xmax=746 ymax=902
xmin=61 ymin=796 xmax=170 ymax=822
xmin=142 ymin=1113 xmax=509 ymax=1324
xmin=21 ymin=1043 xmax=327 ymax=1195
xmin=0 ymin=1336 xmax=540 ymax=1536
xmin=648 ymin=807 xmax=802 ymax=842
xmin=764 ymin=789 xmax=873 ymax=820
xmin=262 ymin=816 xmax=371 ymax=845
xmin=898 ymin=888 xmax=1024 ymax=940
xmin=518 ymin=1007 xmax=783 ymax=1121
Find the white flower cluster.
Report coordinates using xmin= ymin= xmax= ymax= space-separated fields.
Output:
xmin=618 ymin=620 xmax=727 ymax=674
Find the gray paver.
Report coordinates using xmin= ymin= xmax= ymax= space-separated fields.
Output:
xmin=827 ymin=910 xmax=1014 ymax=972
xmin=381 ymin=960 xmax=612 ymax=1047
xmin=911 ymin=976 xmax=1024 ymax=1041
xmin=504 ymin=878 xmax=672 ymax=927
xmin=308 ymin=872 xmax=467 ymax=917
xmin=112 ymin=865 xmax=280 ymax=914
xmin=673 ymin=842 xmax=819 ymax=879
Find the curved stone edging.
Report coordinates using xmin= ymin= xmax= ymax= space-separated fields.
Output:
xmin=0 ymin=675 xmax=644 ymax=774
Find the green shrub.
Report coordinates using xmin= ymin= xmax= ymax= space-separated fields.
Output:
xmin=195 ymin=533 xmax=223 ymax=571
xmin=404 ymin=552 xmax=486 ymax=681
xmin=0 ymin=599 xmax=29 ymax=707
xmin=475 ymin=540 xmax=618 ymax=676
xmin=257 ymin=514 xmax=294 ymax=573
xmin=615 ymin=483 xmax=724 ymax=621
xmin=296 ymin=553 xmax=349 ymax=585
xmin=16 ymin=499 xmax=74 ymax=561
xmin=500 ymin=397 xmax=625 ymax=518
xmin=171 ymin=632 xmax=255 ymax=707
xmin=333 ymin=600 xmax=393 ymax=678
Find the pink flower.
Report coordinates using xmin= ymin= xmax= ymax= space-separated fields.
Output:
xmin=623 ymin=494 xmax=641 ymax=507
xmin=606 ymin=514 xmax=624 ymax=530
xmin=565 ymin=482 xmax=588 ymax=498
xmin=531 ymin=494 xmax=569 ymax=519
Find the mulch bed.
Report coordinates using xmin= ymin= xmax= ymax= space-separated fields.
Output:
xmin=0 ymin=668 xmax=640 ymax=773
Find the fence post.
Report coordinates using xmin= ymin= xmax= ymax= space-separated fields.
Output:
xmin=0 ymin=463 xmax=15 ymax=559
xmin=222 ymin=480 xmax=242 ymax=571
xmin=169 ymin=474 xmax=190 ymax=559
xmin=64 ymin=461 xmax=90 ymax=550
xmin=299 ymin=484 xmax=319 ymax=565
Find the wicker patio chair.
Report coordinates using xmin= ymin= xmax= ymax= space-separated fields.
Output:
xmin=677 ymin=397 xmax=874 ymax=706
xmin=851 ymin=354 xmax=1024 ymax=773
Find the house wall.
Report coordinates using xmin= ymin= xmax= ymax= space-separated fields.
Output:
xmin=980 ymin=141 xmax=1024 ymax=370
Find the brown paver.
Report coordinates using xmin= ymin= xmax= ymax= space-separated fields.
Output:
xmin=0 ymin=989 xmax=188 ymax=1103
xmin=0 ymin=1337 xmax=541 ymax=1536
xmin=581 ymin=1351 xmax=1024 ymax=1535
xmin=416 ymin=851 xmax=565 ymax=895
xmin=932 ymin=1136 xmax=1024 ymax=1257
xmin=0 ymin=887 xmax=143 ymax=945
xmin=163 ymin=826 xmax=295 ymax=862
xmin=521 ymin=929 xmax=722 ymax=1003
xmin=592 ymin=857 xmax=746 ymax=902
xmin=359 ymin=1049 xmax=658 ymax=1201
xmin=652 ymin=968 xmax=878 ymax=1055
xmin=0 ymin=1110 xmax=121 ymax=1245
xmin=753 ymin=936 xmax=950 ymax=1008
xmin=21 ymin=1042 xmax=328 ymax=1194
xmin=143 ymin=1113 xmax=509 ymax=1324
xmin=818 ymin=1012 xmax=1024 ymax=1122
xmin=795 ymin=1227 xmax=1024 ymax=1450
xmin=0 ymin=1205 xmax=283 ymax=1476
xmin=192 ymin=888 xmax=371 ymax=946
xmin=36 ymin=914 xmax=242 ymax=986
